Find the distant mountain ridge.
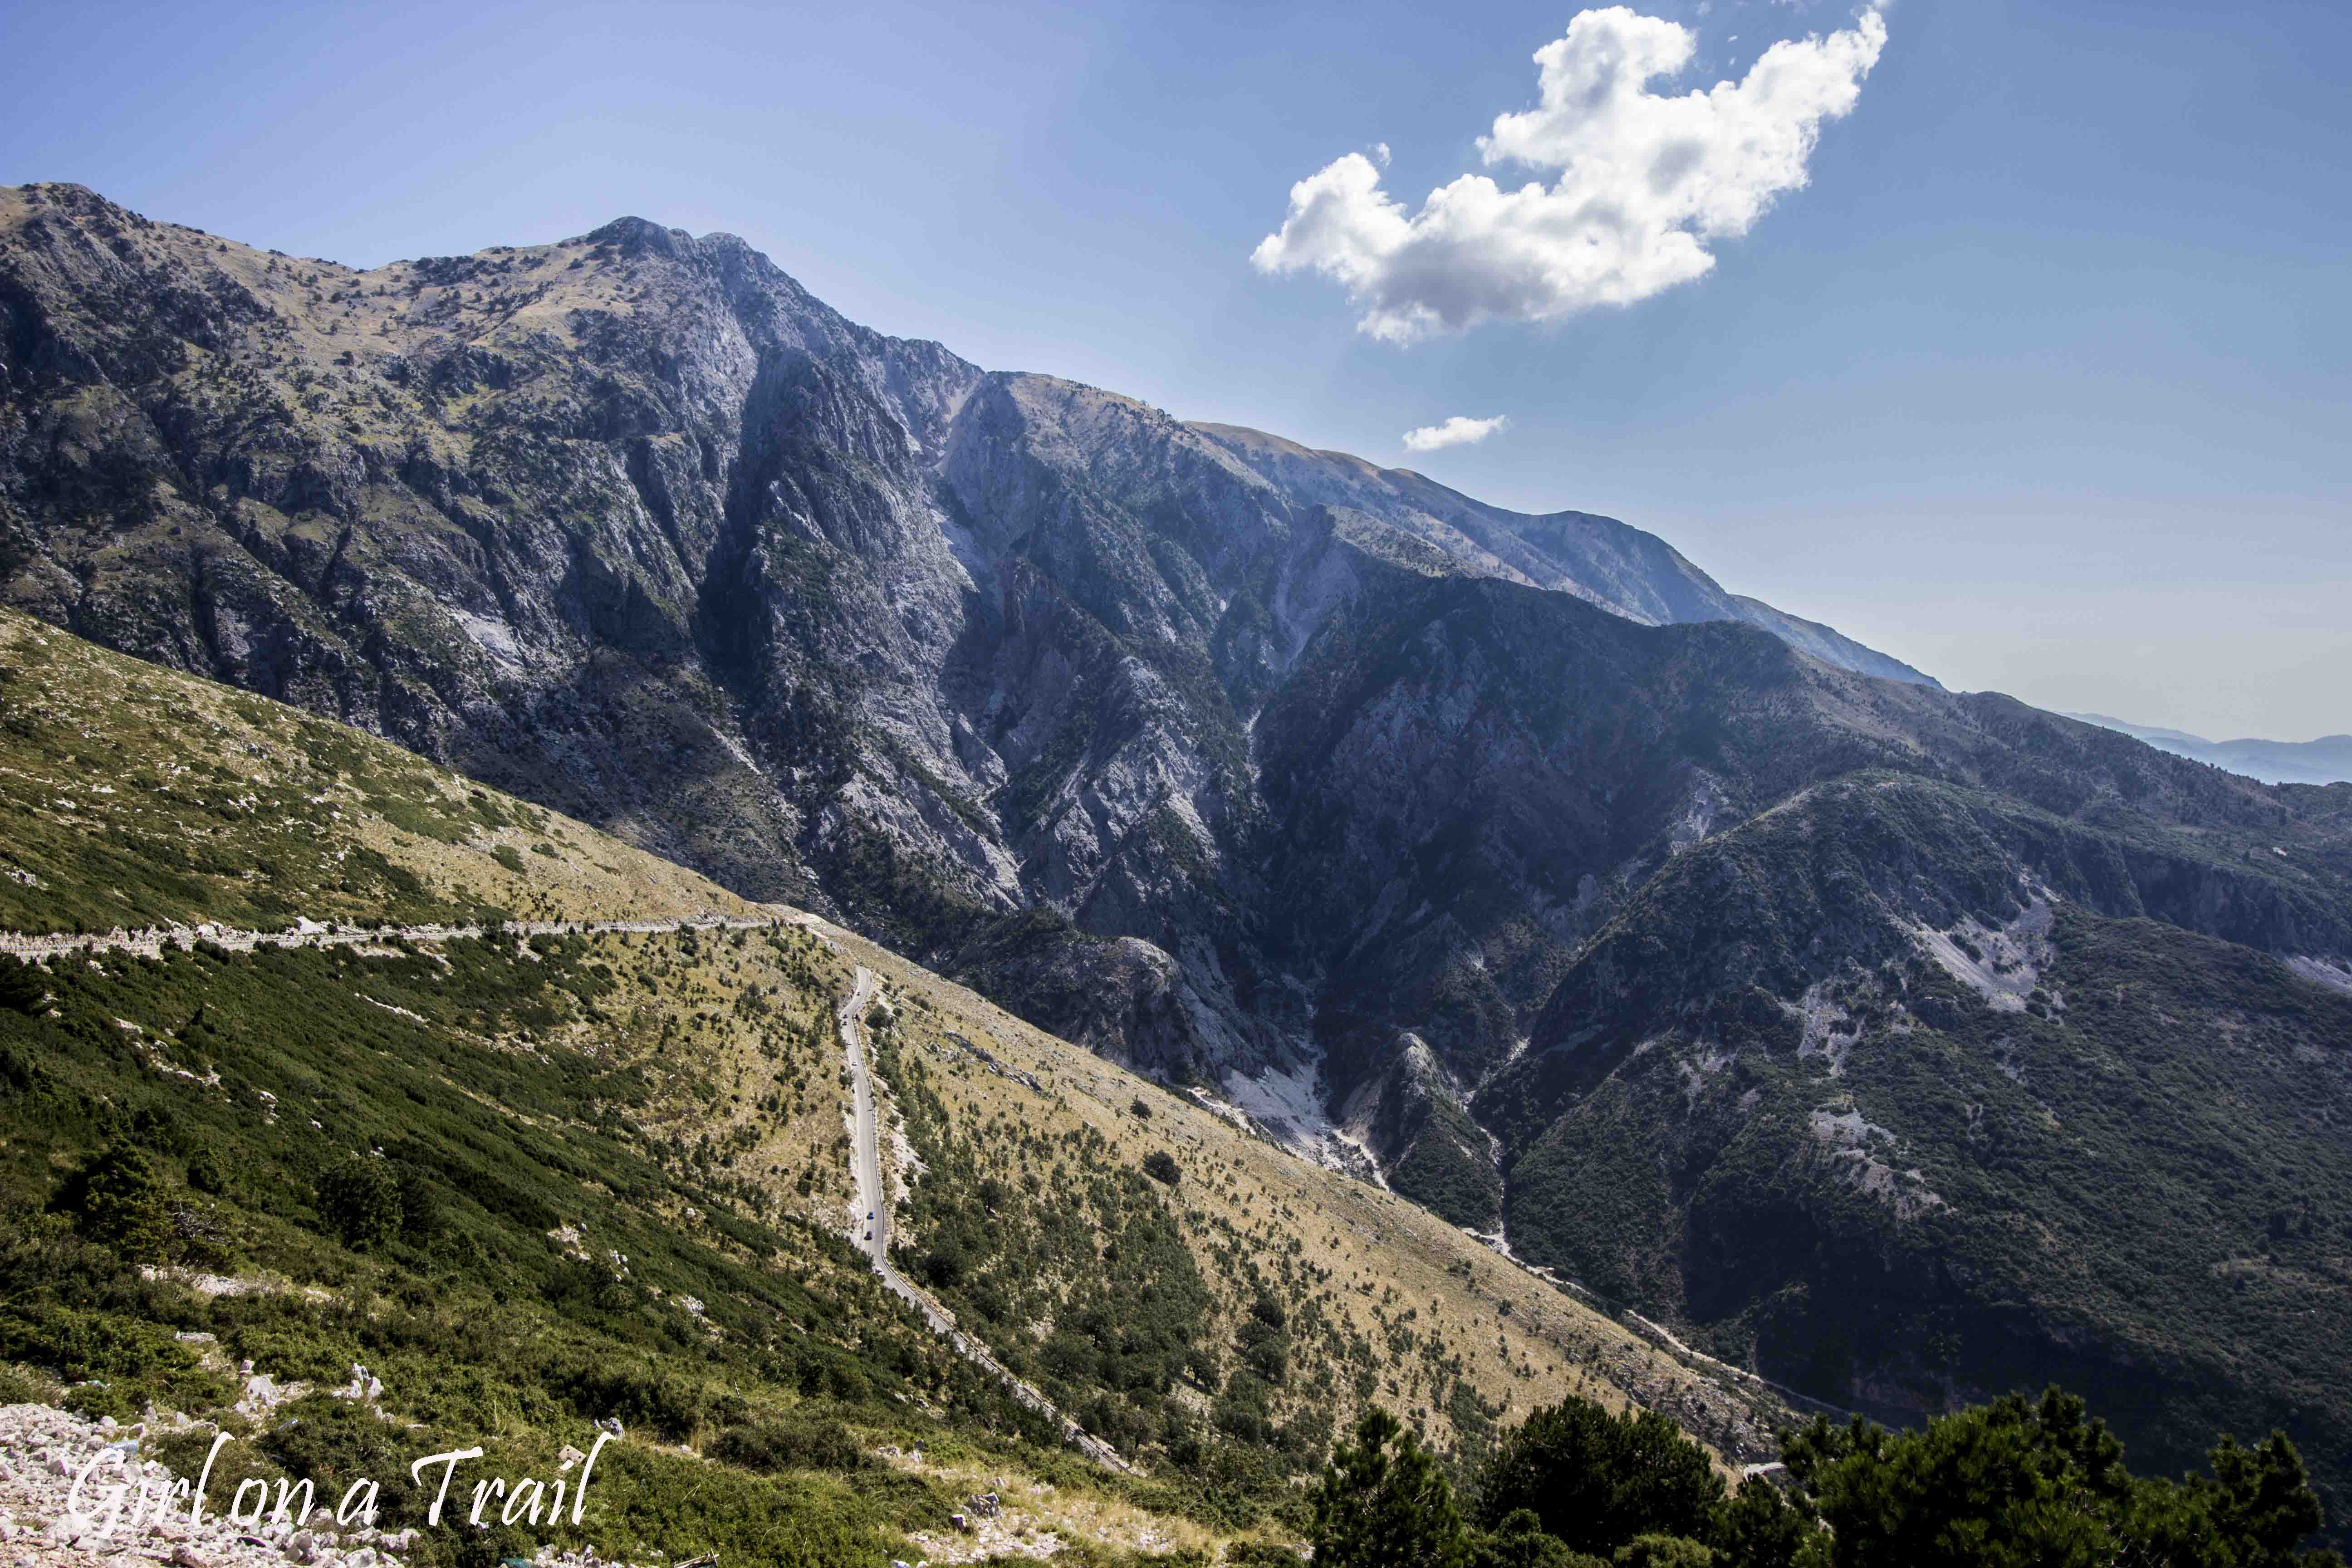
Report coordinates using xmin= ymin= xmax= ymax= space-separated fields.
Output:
xmin=1186 ymin=422 xmax=1940 ymax=687
xmin=2067 ymin=713 xmax=2352 ymax=786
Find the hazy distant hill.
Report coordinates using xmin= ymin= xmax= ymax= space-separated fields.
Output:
xmin=2068 ymin=713 xmax=2352 ymax=786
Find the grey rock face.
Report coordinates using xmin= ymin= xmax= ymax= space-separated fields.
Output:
xmin=1190 ymin=423 xmax=1940 ymax=686
xmin=0 ymin=184 xmax=1935 ymax=1105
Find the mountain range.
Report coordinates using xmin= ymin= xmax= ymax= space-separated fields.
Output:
xmin=5 ymin=181 xmax=2352 ymax=1521
xmin=2068 ymin=714 xmax=2352 ymax=787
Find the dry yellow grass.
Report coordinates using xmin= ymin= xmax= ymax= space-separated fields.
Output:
xmin=548 ymin=922 xmax=867 ymax=1234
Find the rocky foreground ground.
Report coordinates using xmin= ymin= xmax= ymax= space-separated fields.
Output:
xmin=0 ymin=1403 xmax=605 ymax=1568
xmin=0 ymin=1401 xmax=1099 ymax=1568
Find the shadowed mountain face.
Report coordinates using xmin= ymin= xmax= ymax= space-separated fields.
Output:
xmin=8 ymin=183 xmax=2352 ymax=1509
xmin=1480 ymin=766 xmax=2352 ymax=1515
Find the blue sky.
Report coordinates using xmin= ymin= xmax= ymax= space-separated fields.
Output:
xmin=4 ymin=0 xmax=2345 ymax=739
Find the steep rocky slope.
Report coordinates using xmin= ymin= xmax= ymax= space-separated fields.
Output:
xmin=1480 ymin=768 xmax=2352 ymax=1517
xmin=1189 ymin=421 xmax=1936 ymax=687
xmin=1251 ymin=566 xmax=2352 ymax=1208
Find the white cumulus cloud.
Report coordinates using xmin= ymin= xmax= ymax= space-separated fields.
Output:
xmin=1252 ymin=5 xmax=1888 ymax=342
xmin=1401 ymin=415 xmax=1510 ymax=453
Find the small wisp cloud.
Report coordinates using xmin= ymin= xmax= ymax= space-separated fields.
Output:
xmin=1402 ymin=415 xmax=1509 ymax=453
xmin=1254 ymin=5 xmax=1888 ymax=342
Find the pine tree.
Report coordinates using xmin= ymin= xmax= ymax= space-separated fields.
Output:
xmin=316 ymin=1155 xmax=402 ymax=1250
xmin=0 ymin=957 xmax=47 ymax=1014
xmin=1475 ymin=1396 xmax=1724 ymax=1558
xmin=1779 ymin=1388 xmax=2345 ymax=1568
xmin=1313 ymin=1406 xmax=1470 ymax=1568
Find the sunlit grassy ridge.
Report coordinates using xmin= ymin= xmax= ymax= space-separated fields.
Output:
xmin=0 ymin=605 xmax=765 ymax=934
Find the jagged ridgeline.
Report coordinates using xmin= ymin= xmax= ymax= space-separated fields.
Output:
xmin=7 ymin=178 xmax=2352 ymax=1539
xmin=0 ymin=608 xmax=1780 ymax=1567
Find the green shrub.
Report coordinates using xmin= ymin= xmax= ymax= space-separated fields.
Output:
xmin=315 ymin=1156 xmax=402 ymax=1250
xmin=1781 ymin=1388 xmax=2343 ymax=1568
xmin=186 ymin=1149 xmax=228 ymax=1195
xmin=0 ymin=1362 xmax=52 ymax=1403
xmin=1467 ymin=1510 xmax=1594 ymax=1568
xmin=444 ymin=1522 xmax=533 ymax=1568
xmin=1611 ymin=1537 xmax=1712 ymax=1568
xmin=1225 ymin=1543 xmax=1305 ymax=1567
xmin=259 ymin=1395 xmax=442 ymax=1517
xmin=55 ymin=1145 xmax=172 ymax=1262
xmin=707 ymin=1415 xmax=870 ymax=1473
xmin=0 ymin=959 xmax=47 ymax=1014
xmin=1472 ymin=1397 xmax=1721 ymax=1559
xmin=393 ymin=1166 xmax=441 ymax=1241
xmin=0 ymin=1297 xmax=225 ymax=1412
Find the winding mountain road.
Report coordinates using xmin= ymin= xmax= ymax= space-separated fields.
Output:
xmin=832 ymin=962 xmax=1130 ymax=1472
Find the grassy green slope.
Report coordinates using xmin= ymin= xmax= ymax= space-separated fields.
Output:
xmin=0 ymin=921 xmax=1079 ymax=1566
xmin=0 ymin=609 xmax=1260 ymax=1564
